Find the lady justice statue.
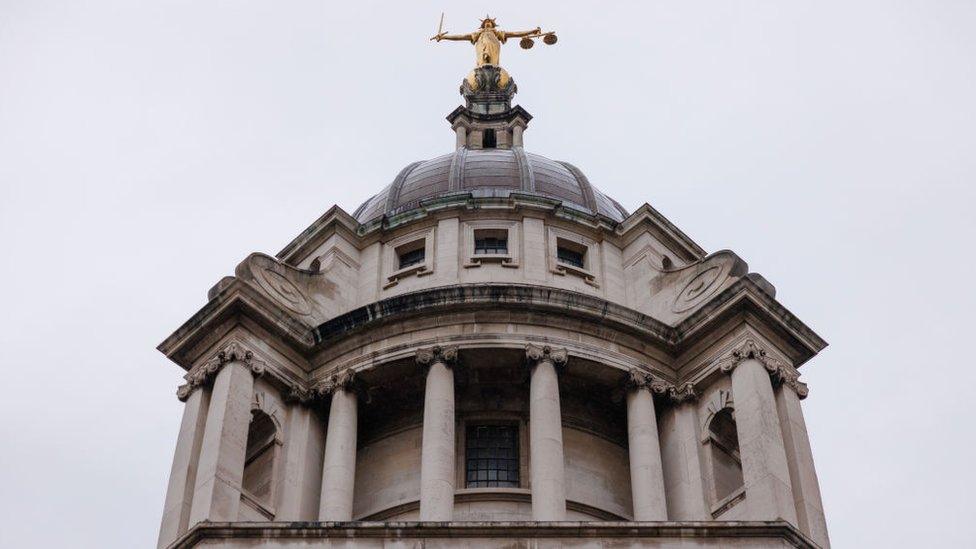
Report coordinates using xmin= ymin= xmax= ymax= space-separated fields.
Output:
xmin=431 ymin=16 xmax=556 ymax=93
xmin=432 ymin=15 xmax=557 ymax=67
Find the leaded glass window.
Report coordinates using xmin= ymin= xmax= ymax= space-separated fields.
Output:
xmin=465 ymin=424 xmax=519 ymax=488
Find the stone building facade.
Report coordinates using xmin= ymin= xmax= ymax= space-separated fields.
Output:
xmin=156 ymin=63 xmax=830 ymax=548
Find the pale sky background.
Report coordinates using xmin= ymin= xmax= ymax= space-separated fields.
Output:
xmin=1 ymin=1 xmax=974 ymax=547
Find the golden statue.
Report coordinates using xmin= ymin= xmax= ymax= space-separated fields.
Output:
xmin=431 ymin=15 xmax=557 ymax=68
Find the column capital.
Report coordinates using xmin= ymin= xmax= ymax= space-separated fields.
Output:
xmin=715 ymin=338 xmax=808 ymax=399
xmin=415 ymin=345 xmax=459 ymax=368
xmin=177 ymin=341 xmax=265 ymax=402
xmin=525 ymin=344 xmax=568 ymax=367
xmin=625 ymin=369 xmax=697 ymax=403
xmin=311 ymin=368 xmax=357 ymax=399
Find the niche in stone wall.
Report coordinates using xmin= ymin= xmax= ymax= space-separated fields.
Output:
xmin=700 ymin=389 xmax=745 ymax=514
xmin=240 ymin=392 xmax=282 ymax=520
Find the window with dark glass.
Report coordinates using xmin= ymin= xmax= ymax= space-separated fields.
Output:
xmin=465 ymin=424 xmax=519 ymax=488
xmin=397 ymin=241 xmax=425 ymax=269
xmin=556 ymin=239 xmax=586 ymax=269
xmin=242 ymin=410 xmax=277 ymax=507
xmin=708 ymin=408 xmax=744 ymax=502
xmin=482 ymin=128 xmax=497 ymax=149
xmin=474 ymin=229 xmax=508 ymax=255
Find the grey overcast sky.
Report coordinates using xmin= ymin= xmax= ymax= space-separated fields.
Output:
xmin=1 ymin=1 xmax=974 ymax=547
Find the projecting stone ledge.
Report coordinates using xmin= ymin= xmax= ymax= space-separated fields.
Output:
xmin=170 ymin=521 xmax=819 ymax=548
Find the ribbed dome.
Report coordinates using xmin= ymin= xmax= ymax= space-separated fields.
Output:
xmin=353 ymin=148 xmax=629 ymax=223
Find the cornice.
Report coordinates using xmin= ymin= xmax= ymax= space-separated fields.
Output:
xmin=276 ymin=205 xmax=362 ymax=265
xmin=157 ymin=278 xmax=315 ymax=370
xmin=615 ymin=203 xmax=706 ymax=262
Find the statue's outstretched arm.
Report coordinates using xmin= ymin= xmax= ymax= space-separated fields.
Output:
xmin=434 ymin=32 xmax=474 ymax=42
xmin=501 ymin=27 xmax=542 ymax=40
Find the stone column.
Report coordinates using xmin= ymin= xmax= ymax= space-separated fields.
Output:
xmin=526 ymin=344 xmax=567 ymax=521
xmin=318 ymin=370 xmax=358 ymax=521
xmin=624 ymin=370 xmax=668 ymax=521
xmin=658 ymin=387 xmax=710 ymax=520
xmin=776 ymin=377 xmax=830 ymax=548
xmin=187 ymin=344 xmax=264 ymax=526
xmin=417 ymin=346 xmax=459 ymax=521
xmin=722 ymin=340 xmax=797 ymax=523
xmin=157 ymin=385 xmax=210 ymax=548
xmin=276 ymin=389 xmax=326 ymax=521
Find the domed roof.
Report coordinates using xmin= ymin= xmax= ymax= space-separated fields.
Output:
xmin=353 ymin=148 xmax=629 ymax=223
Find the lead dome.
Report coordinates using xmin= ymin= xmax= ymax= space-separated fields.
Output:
xmin=354 ymin=149 xmax=629 ymax=223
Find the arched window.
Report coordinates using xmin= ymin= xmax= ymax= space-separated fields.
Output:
xmin=241 ymin=409 xmax=278 ymax=514
xmin=707 ymin=408 xmax=744 ymax=503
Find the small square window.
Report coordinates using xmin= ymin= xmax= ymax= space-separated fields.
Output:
xmin=474 ymin=229 xmax=508 ymax=255
xmin=396 ymin=241 xmax=425 ymax=270
xmin=556 ymin=238 xmax=586 ymax=269
xmin=465 ymin=424 xmax=519 ymax=488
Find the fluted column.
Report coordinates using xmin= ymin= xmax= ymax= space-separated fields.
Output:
xmin=625 ymin=369 xmax=668 ymax=521
xmin=187 ymin=343 xmax=265 ymax=526
xmin=417 ymin=345 xmax=459 ymax=521
xmin=157 ymin=384 xmax=210 ymax=548
xmin=526 ymin=344 xmax=567 ymax=521
xmin=318 ymin=370 xmax=358 ymax=521
xmin=721 ymin=340 xmax=797 ymax=523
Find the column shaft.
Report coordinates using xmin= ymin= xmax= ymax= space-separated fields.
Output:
xmin=277 ymin=405 xmax=325 ymax=521
xmin=731 ymin=358 xmax=797 ymax=522
xmin=319 ymin=388 xmax=358 ymax=520
xmin=187 ymin=361 xmax=254 ymax=525
xmin=419 ymin=361 xmax=456 ymax=520
xmin=626 ymin=388 xmax=668 ymax=520
xmin=660 ymin=401 xmax=710 ymax=519
xmin=157 ymin=387 xmax=210 ymax=548
xmin=776 ymin=384 xmax=830 ymax=548
xmin=529 ymin=358 xmax=566 ymax=520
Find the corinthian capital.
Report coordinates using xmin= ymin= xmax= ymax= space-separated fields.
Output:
xmin=177 ymin=341 xmax=266 ymax=401
xmin=415 ymin=345 xmax=459 ymax=368
xmin=311 ymin=368 xmax=357 ymax=398
xmin=525 ymin=344 xmax=568 ymax=367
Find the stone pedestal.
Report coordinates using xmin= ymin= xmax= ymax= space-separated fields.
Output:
xmin=318 ymin=375 xmax=358 ymax=521
xmin=418 ymin=346 xmax=458 ymax=521
xmin=526 ymin=345 xmax=567 ymax=521
xmin=625 ymin=372 xmax=668 ymax=521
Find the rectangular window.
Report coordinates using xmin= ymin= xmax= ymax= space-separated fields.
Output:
xmin=482 ymin=128 xmax=497 ymax=149
xmin=474 ymin=228 xmax=508 ymax=255
xmin=465 ymin=424 xmax=519 ymax=488
xmin=556 ymin=239 xmax=586 ymax=269
xmin=397 ymin=241 xmax=426 ymax=269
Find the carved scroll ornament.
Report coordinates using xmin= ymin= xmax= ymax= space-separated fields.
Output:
xmin=176 ymin=341 xmax=266 ymax=401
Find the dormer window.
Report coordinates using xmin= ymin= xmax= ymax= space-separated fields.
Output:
xmin=556 ymin=240 xmax=586 ymax=269
xmin=482 ymin=128 xmax=497 ymax=149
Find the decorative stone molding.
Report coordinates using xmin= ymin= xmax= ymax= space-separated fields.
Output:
xmin=415 ymin=345 xmax=459 ymax=369
xmin=176 ymin=341 xmax=266 ymax=402
xmin=625 ymin=369 xmax=697 ymax=403
xmin=715 ymin=338 xmax=808 ymax=399
xmin=525 ymin=344 xmax=568 ymax=368
xmin=311 ymin=368 xmax=357 ymax=399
